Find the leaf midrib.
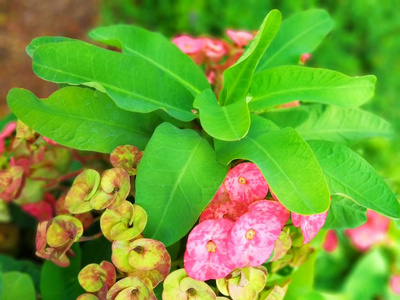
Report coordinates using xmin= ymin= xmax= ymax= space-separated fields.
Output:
xmin=15 ymin=92 xmax=151 ymax=137
xmin=250 ymin=83 xmax=373 ymax=104
xmin=33 ymin=61 xmax=193 ymax=117
xmin=151 ymin=138 xmax=202 ymax=239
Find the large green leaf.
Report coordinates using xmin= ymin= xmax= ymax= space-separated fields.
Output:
xmin=219 ymin=9 xmax=281 ymax=105
xmin=30 ymin=40 xmax=196 ymax=121
xmin=1 ymin=272 xmax=36 ymax=300
xmin=324 ymin=195 xmax=367 ymax=230
xmin=89 ymin=25 xmax=210 ymax=96
xmin=250 ymin=66 xmax=376 ymax=111
xmin=262 ymin=104 xmax=394 ymax=145
xmin=256 ymin=9 xmax=334 ymax=71
xmin=215 ymin=115 xmax=330 ymax=215
xmin=7 ymin=87 xmax=161 ymax=153
xmin=308 ymin=140 xmax=400 ymax=218
xmin=193 ymin=89 xmax=250 ymax=140
xmin=135 ymin=123 xmax=228 ymax=246
xmin=40 ymin=244 xmax=83 ymax=300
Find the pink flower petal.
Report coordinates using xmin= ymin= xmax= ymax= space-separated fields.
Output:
xmin=229 ymin=211 xmax=281 ymax=268
xmin=344 ymin=210 xmax=389 ymax=252
xmin=322 ymin=230 xmax=338 ymax=252
xmin=291 ymin=211 xmax=328 ymax=244
xmin=226 ymin=29 xmax=254 ymax=47
xmin=199 ymin=200 xmax=248 ymax=223
xmin=224 ymin=163 xmax=269 ymax=205
xmin=391 ymin=274 xmax=400 ymax=294
xmin=172 ymin=35 xmax=203 ymax=54
xmin=184 ymin=219 xmax=235 ymax=281
xmin=249 ymin=200 xmax=289 ymax=227
xmin=202 ymin=38 xmax=229 ymax=62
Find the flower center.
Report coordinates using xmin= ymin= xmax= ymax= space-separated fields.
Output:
xmin=245 ymin=228 xmax=256 ymax=240
xmin=238 ymin=176 xmax=247 ymax=184
xmin=206 ymin=240 xmax=217 ymax=253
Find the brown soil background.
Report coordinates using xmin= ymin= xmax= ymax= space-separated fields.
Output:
xmin=0 ymin=0 xmax=100 ymax=117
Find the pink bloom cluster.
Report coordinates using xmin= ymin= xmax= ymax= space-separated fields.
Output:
xmin=0 ymin=122 xmax=16 ymax=154
xmin=345 ymin=210 xmax=390 ymax=251
xmin=184 ymin=163 xmax=327 ymax=281
xmin=172 ymin=30 xmax=254 ymax=87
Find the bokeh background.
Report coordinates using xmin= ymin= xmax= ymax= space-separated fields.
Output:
xmin=1 ymin=1 xmax=400 ymax=298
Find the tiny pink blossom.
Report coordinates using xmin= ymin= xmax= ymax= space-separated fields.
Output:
xmin=172 ymin=35 xmax=203 ymax=55
xmin=322 ymin=230 xmax=338 ymax=252
xmin=249 ymin=200 xmax=289 ymax=228
xmin=344 ymin=210 xmax=389 ymax=252
xmin=0 ymin=122 xmax=16 ymax=153
xmin=206 ymin=70 xmax=216 ymax=84
xmin=226 ymin=29 xmax=254 ymax=47
xmin=292 ymin=211 xmax=328 ymax=244
xmin=224 ymin=163 xmax=269 ymax=205
xmin=390 ymin=274 xmax=400 ymax=294
xmin=229 ymin=211 xmax=281 ymax=268
xmin=184 ymin=219 xmax=235 ymax=281
xmin=300 ymin=53 xmax=312 ymax=64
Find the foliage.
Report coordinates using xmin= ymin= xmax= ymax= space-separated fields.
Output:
xmin=1 ymin=5 xmax=398 ymax=300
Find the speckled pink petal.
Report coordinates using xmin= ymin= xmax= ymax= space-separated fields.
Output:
xmin=249 ymin=200 xmax=289 ymax=228
xmin=229 ymin=211 xmax=281 ymax=268
xmin=200 ymin=200 xmax=248 ymax=223
xmin=172 ymin=35 xmax=204 ymax=54
xmin=292 ymin=211 xmax=328 ymax=244
xmin=184 ymin=219 xmax=235 ymax=281
xmin=224 ymin=163 xmax=269 ymax=205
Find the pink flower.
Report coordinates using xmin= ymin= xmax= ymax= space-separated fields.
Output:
xmin=390 ymin=274 xmax=400 ymax=294
xmin=172 ymin=35 xmax=203 ymax=55
xmin=345 ymin=210 xmax=389 ymax=252
xmin=22 ymin=200 xmax=53 ymax=222
xmin=322 ymin=230 xmax=338 ymax=252
xmin=229 ymin=211 xmax=281 ymax=268
xmin=206 ymin=70 xmax=216 ymax=84
xmin=292 ymin=211 xmax=328 ymax=244
xmin=226 ymin=29 xmax=254 ymax=47
xmin=184 ymin=219 xmax=235 ymax=281
xmin=249 ymin=200 xmax=289 ymax=228
xmin=202 ymin=38 xmax=229 ymax=62
xmin=224 ymin=163 xmax=269 ymax=205
xmin=0 ymin=122 xmax=16 ymax=153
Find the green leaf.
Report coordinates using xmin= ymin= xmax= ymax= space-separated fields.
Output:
xmin=285 ymin=252 xmax=318 ymax=299
xmin=26 ymin=36 xmax=73 ymax=57
xmin=89 ymin=25 xmax=210 ymax=96
xmin=219 ymin=9 xmax=282 ymax=105
xmin=308 ymin=140 xmax=400 ymax=218
xmin=81 ymin=236 xmax=112 ymax=266
xmin=135 ymin=123 xmax=228 ymax=246
xmin=215 ymin=115 xmax=330 ymax=215
xmin=323 ymin=195 xmax=367 ymax=230
xmin=343 ymin=249 xmax=389 ymax=300
xmin=30 ymin=40 xmax=196 ymax=121
xmin=1 ymin=272 xmax=36 ymax=300
xmin=0 ymin=255 xmax=41 ymax=293
xmin=262 ymin=104 xmax=394 ymax=145
xmin=250 ymin=66 xmax=377 ymax=111
xmin=7 ymin=87 xmax=161 ymax=153
xmin=40 ymin=244 xmax=84 ymax=300
xmin=193 ymin=89 xmax=250 ymax=141
xmin=256 ymin=9 xmax=334 ymax=71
